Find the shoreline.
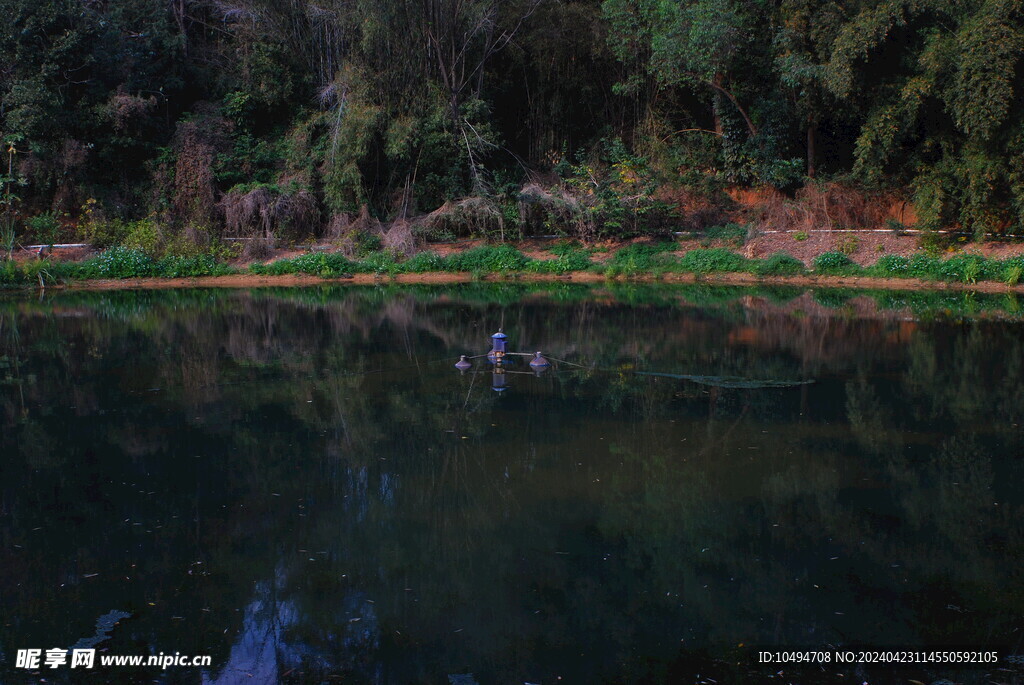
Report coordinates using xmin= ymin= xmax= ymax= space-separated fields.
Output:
xmin=35 ymin=269 xmax=1024 ymax=293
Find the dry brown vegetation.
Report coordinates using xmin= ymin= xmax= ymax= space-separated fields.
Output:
xmin=654 ymin=186 xmax=732 ymax=232
xmin=106 ymin=91 xmax=157 ymax=132
xmin=747 ymin=182 xmax=904 ymax=235
xmin=325 ymin=205 xmax=382 ymax=256
xmin=418 ymin=197 xmax=508 ymax=241
xmin=221 ymin=185 xmax=320 ymax=259
xmin=172 ymin=108 xmax=233 ymax=233
xmin=517 ymin=183 xmax=591 ymax=240
xmin=382 ymin=218 xmax=418 ymax=256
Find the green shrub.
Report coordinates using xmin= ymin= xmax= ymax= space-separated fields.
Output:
xmin=755 ymin=252 xmax=805 ymax=276
xmin=1002 ymin=259 xmax=1024 ymax=286
xmin=916 ymin=230 xmax=947 ymax=256
xmin=251 ymin=252 xmax=355 ymax=277
xmin=249 ymin=260 xmax=289 ymax=276
xmin=402 ymin=251 xmax=447 ymax=273
xmin=77 ymin=200 xmax=132 ymax=248
xmin=90 ymin=247 xmax=156 ymax=278
xmin=530 ymin=244 xmax=592 ymax=274
xmin=122 ymin=219 xmax=162 ymax=256
xmin=359 ymin=232 xmax=384 ymax=255
xmin=836 ymin=235 xmax=860 ymax=255
xmin=0 ymin=258 xmax=24 ymax=285
xmin=793 ymin=230 xmax=809 ymax=241
xmin=207 ymin=240 xmax=243 ymax=262
xmin=27 ymin=212 xmax=62 ymax=246
xmin=963 ymin=259 xmax=981 ymax=284
xmin=936 ymin=254 xmax=999 ymax=283
xmin=868 ymin=252 xmax=1009 ymax=283
xmin=154 ymin=254 xmax=231 ymax=278
xmin=249 ymin=246 xmax=532 ymax=277
xmin=557 ymin=139 xmax=679 ymax=239
xmin=6 ymin=259 xmax=66 ymax=286
xmin=906 ymin=253 xmax=942 ymax=279
xmin=359 ymin=251 xmax=401 ymax=275
xmin=677 ymin=248 xmax=748 ymax=274
xmin=53 ymin=247 xmax=233 ymax=281
xmin=445 ymin=245 xmax=531 ymax=272
xmin=293 ymin=252 xmax=355 ymax=276
xmin=871 ymin=254 xmax=910 ymax=276
xmin=606 ymin=243 xmax=677 ymax=274
xmin=813 ymin=251 xmax=856 ymax=273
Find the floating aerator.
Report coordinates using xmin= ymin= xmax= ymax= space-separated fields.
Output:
xmin=529 ymin=351 xmax=550 ymax=368
xmin=488 ymin=329 xmax=508 ymax=362
xmin=456 ymin=329 xmax=556 ymax=394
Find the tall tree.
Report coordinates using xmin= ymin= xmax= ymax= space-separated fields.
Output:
xmin=824 ymin=0 xmax=1024 ymax=233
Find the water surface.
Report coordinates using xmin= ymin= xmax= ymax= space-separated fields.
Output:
xmin=1 ymin=285 xmax=1022 ymax=684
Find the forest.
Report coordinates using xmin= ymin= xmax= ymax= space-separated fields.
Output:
xmin=1 ymin=0 xmax=1023 ymax=257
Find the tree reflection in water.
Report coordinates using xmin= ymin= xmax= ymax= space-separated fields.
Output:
xmin=0 ymin=285 xmax=1021 ymax=684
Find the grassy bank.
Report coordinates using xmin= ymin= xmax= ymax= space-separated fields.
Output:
xmin=248 ymin=243 xmax=1024 ymax=286
xmin=4 ymin=242 xmax=1024 ymax=290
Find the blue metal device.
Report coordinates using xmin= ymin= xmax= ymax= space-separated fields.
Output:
xmin=487 ymin=329 xmax=508 ymax=362
xmin=529 ymin=351 xmax=550 ymax=368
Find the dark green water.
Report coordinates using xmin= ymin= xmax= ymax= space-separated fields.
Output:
xmin=1 ymin=285 xmax=1023 ymax=684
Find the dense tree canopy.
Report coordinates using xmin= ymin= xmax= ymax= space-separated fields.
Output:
xmin=1 ymin=0 xmax=1022 ymax=242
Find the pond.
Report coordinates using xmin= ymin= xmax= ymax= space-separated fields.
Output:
xmin=1 ymin=284 xmax=1023 ymax=684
